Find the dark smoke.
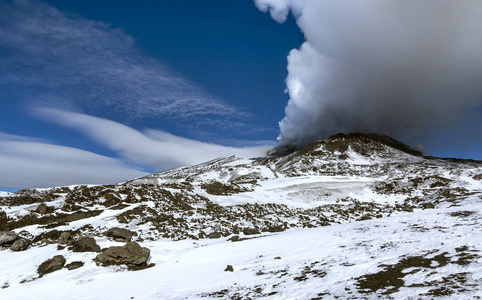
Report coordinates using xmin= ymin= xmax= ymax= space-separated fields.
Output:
xmin=255 ymin=0 xmax=482 ymax=147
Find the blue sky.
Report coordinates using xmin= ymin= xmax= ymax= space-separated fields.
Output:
xmin=0 ymin=0 xmax=481 ymax=191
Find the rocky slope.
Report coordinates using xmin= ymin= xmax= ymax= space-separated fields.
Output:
xmin=0 ymin=133 xmax=481 ymax=299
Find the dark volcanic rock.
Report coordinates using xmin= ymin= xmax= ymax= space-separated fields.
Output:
xmin=0 ymin=231 xmax=18 ymax=246
xmin=35 ymin=203 xmax=55 ymax=214
xmin=243 ymin=228 xmax=261 ymax=235
xmin=71 ymin=237 xmax=101 ymax=253
xmin=0 ymin=211 xmax=7 ymax=231
xmin=6 ymin=210 xmax=103 ymax=231
xmin=65 ymin=261 xmax=84 ymax=270
xmin=33 ymin=230 xmax=62 ymax=244
xmin=105 ymin=227 xmax=135 ymax=242
xmin=208 ymin=232 xmax=222 ymax=239
xmin=227 ymin=235 xmax=240 ymax=242
xmin=10 ymin=238 xmax=29 ymax=251
xmin=58 ymin=231 xmax=72 ymax=245
xmin=38 ymin=255 xmax=66 ymax=277
xmin=94 ymin=242 xmax=150 ymax=269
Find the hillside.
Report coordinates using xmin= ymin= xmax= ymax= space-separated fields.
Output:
xmin=0 ymin=133 xmax=481 ymax=299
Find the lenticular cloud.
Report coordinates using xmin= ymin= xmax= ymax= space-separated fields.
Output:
xmin=255 ymin=0 xmax=482 ymax=147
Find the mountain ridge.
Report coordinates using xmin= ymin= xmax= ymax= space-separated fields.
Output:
xmin=0 ymin=133 xmax=481 ymax=299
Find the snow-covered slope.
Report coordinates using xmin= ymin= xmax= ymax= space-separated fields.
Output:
xmin=1 ymin=133 xmax=481 ymax=299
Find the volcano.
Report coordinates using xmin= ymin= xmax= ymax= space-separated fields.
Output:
xmin=0 ymin=133 xmax=481 ymax=299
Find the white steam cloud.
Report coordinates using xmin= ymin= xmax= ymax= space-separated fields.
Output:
xmin=256 ymin=0 xmax=482 ymax=147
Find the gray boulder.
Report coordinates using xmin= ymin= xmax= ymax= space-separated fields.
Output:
xmin=71 ymin=237 xmax=101 ymax=252
xmin=95 ymin=242 xmax=150 ymax=269
xmin=0 ymin=231 xmax=18 ymax=246
xmin=37 ymin=255 xmax=66 ymax=277
xmin=105 ymin=227 xmax=135 ymax=242
xmin=10 ymin=238 xmax=29 ymax=251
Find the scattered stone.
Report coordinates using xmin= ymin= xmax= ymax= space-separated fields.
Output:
xmin=71 ymin=237 xmax=101 ymax=253
xmin=94 ymin=242 xmax=150 ymax=269
xmin=266 ymin=225 xmax=285 ymax=233
xmin=243 ymin=228 xmax=260 ymax=235
xmin=37 ymin=255 xmax=66 ymax=277
xmin=65 ymin=261 xmax=84 ymax=270
xmin=58 ymin=231 xmax=72 ymax=245
xmin=0 ymin=211 xmax=7 ymax=231
xmin=227 ymin=235 xmax=239 ymax=242
xmin=10 ymin=239 xmax=29 ymax=251
xmin=224 ymin=265 xmax=234 ymax=272
xmin=422 ymin=202 xmax=435 ymax=209
xmin=32 ymin=230 xmax=62 ymax=244
xmin=105 ymin=227 xmax=135 ymax=242
xmin=35 ymin=203 xmax=55 ymax=214
xmin=358 ymin=215 xmax=372 ymax=221
xmin=208 ymin=232 xmax=222 ymax=239
xmin=274 ymin=256 xmax=282 ymax=260
xmin=0 ymin=231 xmax=18 ymax=246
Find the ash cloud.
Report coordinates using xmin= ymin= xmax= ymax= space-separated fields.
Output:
xmin=255 ymin=0 xmax=482 ymax=147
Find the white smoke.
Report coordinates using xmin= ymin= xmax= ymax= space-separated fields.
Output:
xmin=255 ymin=0 xmax=482 ymax=147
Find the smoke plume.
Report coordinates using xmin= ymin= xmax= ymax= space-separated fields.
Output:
xmin=255 ymin=0 xmax=482 ymax=147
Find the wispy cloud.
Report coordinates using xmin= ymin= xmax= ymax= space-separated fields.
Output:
xmin=0 ymin=0 xmax=243 ymax=125
xmin=38 ymin=108 xmax=272 ymax=171
xmin=0 ymin=133 xmax=148 ymax=189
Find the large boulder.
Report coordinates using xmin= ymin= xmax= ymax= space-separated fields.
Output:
xmin=10 ymin=238 xmax=29 ymax=251
xmin=94 ymin=242 xmax=150 ymax=269
xmin=37 ymin=255 xmax=66 ymax=277
xmin=0 ymin=231 xmax=18 ymax=246
xmin=71 ymin=237 xmax=101 ymax=252
xmin=105 ymin=227 xmax=135 ymax=242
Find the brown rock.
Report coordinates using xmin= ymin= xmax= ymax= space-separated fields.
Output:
xmin=36 ymin=203 xmax=54 ymax=214
xmin=208 ymin=232 xmax=222 ymax=239
xmin=58 ymin=231 xmax=72 ymax=245
xmin=94 ymin=242 xmax=150 ymax=269
xmin=65 ymin=261 xmax=84 ymax=270
xmin=243 ymin=228 xmax=260 ymax=235
xmin=10 ymin=239 xmax=29 ymax=251
xmin=71 ymin=237 xmax=101 ymax=253
xmin=38 ymin=255 xmax=66 ymax=277
xmin=105 ymin=227 xmax=135 ymax=242
xmin=0 ymin=231 xmax=18 ymax=246
xmin=0 ymin=211 xmax=7 ymax=231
